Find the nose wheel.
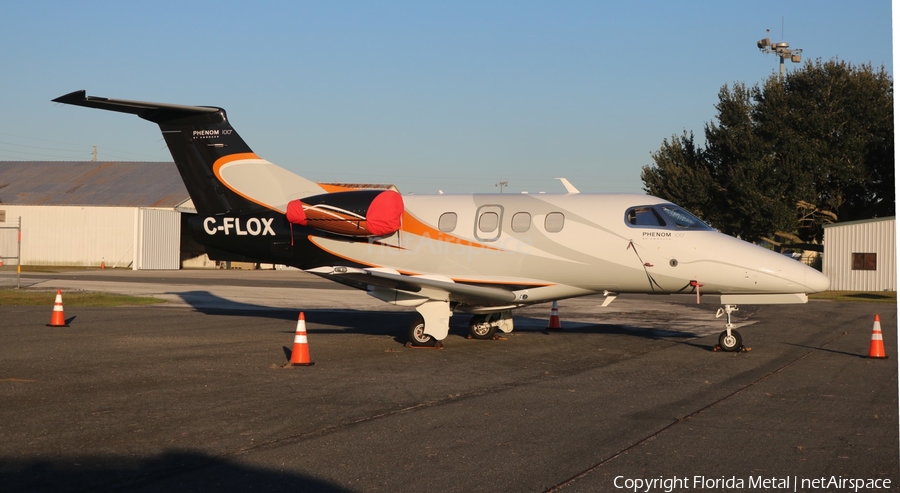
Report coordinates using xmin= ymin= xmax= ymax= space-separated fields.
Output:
xmin=715 ymin=304 xmax=744 ymax=352
xmin=718 ymin=329 xmax=743 ymax=352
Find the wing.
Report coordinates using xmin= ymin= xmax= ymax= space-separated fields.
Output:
xmin=306 ymin=266 xmax=519 ymax=306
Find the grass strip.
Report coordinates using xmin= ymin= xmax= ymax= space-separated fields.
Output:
xmin=0 ymin=289 xmax=166 ymax=307
xmin=809 ymin=291 xmax=896 ymax=303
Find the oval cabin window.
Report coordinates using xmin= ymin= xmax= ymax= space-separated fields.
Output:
xmin=478 ymin=212 xmax=499 ymax=233
xmin=511 ymin=212 xmax=531 ymax=232
xmin=438 ymin=212 xmax=458 ymax=232
xmin=544 ymin=212 xmax=565 ymax=233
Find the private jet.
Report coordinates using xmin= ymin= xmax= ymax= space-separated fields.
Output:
xmin=52 ymin=90 xmax=830 ymax=350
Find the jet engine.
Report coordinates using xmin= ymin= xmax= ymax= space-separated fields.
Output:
xmin=286 ymin=189 xmax=403 ymax=237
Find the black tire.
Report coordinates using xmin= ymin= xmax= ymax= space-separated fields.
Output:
xmin=468 ymin=315 xmax=497 ymax=340
xmin=408 ymin=316 xmax=438 ymax=347
xmin=718 ymin=330 xmax=742 ymax=352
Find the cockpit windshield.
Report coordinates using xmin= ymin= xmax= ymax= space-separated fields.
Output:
xmin=625 ymin=204 xmax=712 ymax=231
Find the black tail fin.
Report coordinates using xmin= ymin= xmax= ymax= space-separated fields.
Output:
xmin=53 ymin=90 xmax=267 ymax=215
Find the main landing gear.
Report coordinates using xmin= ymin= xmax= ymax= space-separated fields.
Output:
xmin=407 ymin=309 xmax=516 ymax=347
xmin=468 ymin=315 xmax=496 ymax=340
xmin=468 ymin=311 xmax=514 ymax=340
xmin=408 ymin=315 xmax=439 ymax=347
xmin=406 ymin=300 xmax=451 ymax=348
xmin=715 ymin=304 xmax=743 ymax=352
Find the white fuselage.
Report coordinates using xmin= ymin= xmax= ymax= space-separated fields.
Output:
xmin=307 ymin=192 xmax=830 ymax=305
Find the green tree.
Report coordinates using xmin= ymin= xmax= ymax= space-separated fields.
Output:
xmin=642 ymin=59 xmax=893 ymax=246
xmin=641 ymin=131 xmax=714 ymax=216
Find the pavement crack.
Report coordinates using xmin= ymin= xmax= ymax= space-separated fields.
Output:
xmin=543 ymin=331 xmax=849 ymax=492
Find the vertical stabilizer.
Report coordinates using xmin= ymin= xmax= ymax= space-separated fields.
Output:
xmin=53 ymin=90 xmax=324 ymax=215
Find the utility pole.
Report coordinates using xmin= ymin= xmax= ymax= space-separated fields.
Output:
xmin=495 ymin=180 xmax=508 ymax=193
xmin=92 ymin=145 xmax=97 ymax=162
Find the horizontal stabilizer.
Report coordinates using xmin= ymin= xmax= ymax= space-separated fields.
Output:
xmin=53 ymin=90 xmax=220 ymax=123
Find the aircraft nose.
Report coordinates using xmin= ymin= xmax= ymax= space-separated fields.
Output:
xmin=805 ymin=268 xmax=830 ymax=293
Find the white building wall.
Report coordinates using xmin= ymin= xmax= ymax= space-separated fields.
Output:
xmin=0 ymin=213 xmax=19 ymax=265
xmin=0 ymin=205 xmax=181 ymax=269
xmin=823 ymin=218 xmax=896 ymax=291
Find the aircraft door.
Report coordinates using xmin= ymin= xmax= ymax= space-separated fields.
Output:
xmin=625 ymin=205 xmax=692 ymax=293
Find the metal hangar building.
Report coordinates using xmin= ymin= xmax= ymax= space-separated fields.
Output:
xmin=823 ymin=216 xmax=896 ymax=292
xmin=0 ymin=161 xmax=205 ymax=270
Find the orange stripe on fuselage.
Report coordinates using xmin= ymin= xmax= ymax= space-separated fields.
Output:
xmin=401 ymin=211 xmax=500 ymax=251
xmin=212 ymin=152 xmax=283 ymax=213
xmin=315 ymin=186 xmax=501 ymax=252
xmin=317 ymin=183 xmax=358 ymax=193
xmin=451 ymin=278 xmax=555 ymax=288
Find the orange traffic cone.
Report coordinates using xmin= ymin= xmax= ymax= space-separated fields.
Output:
xmin=47 ymin=289 xmax=69 ymax=327
xmin=548 ymin=301 xmax=561 ymax=330
xmin=289 ymin=312 xmax=314 ymax=366
xmin=868 ymin=314 xmax=887 ymax=359
xmin=100 ymin=258 xmax=106 ymax=269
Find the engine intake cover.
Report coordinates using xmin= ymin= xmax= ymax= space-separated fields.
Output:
xmin=286 ymin=189 xmax=404 ymax=237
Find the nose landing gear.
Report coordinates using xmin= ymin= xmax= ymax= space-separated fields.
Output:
xmin=715 ymin=304 xmax=743 ymax=352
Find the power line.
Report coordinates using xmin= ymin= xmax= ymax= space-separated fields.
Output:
xmin=0 ymin=140 xmax=88 ymax=153
xmin=0 ymin=132 xmax=166 ymax=160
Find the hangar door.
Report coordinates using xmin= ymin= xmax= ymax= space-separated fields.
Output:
xmin=134 ymin=208 xmax=181 ymax=270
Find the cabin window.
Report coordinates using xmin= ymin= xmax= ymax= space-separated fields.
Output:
xmin=626 ymin=206 xmax=666 ymax=227
xmin=474 ymin=205 xmax=503 ymax=241
xmin=625 ymin=205 xmax=712 ymax=231
xmin=438 ymin=212 xmax=458 ymax=232
xmin=479 ymin=212 xmax=499 ymax=233
xmin=657 ymin=205 xmax=710 ymax=230
xmin=544 ymin=212 xmax=565 ymax=233
xmin=852 ymin=253 xmax=877 ymax=271
xmin=511 ymin=212 xmax=531 ymax=232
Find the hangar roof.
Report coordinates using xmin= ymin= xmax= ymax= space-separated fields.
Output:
xmin=0 ymin=161 xmax=188 ymax=207
xmin=822 ymin=216 xmax=895 ymax=228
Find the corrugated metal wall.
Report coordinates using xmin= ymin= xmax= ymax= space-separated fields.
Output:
xmin=0 ymin=215 xmax=21 ymax=266
xmin=134 ymin=208 xmax=181 ymax=270
xmin=0 ymin=205 xmax=135 ymax=267
xmin=823 ymin=218 xmax=896 ymax=291
xmin=0 ymin=205 xmax=181 ymax=269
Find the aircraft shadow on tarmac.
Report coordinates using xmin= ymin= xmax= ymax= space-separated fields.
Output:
xmin=172 ymin=290 xmax=706 ymax=348
xmin=0 ymin=452 xmax=351 ymax=493
xmin=524 ymin=320 xmax=714 ymax=350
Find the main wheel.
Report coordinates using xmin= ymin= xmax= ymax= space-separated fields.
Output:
xmin=718 ymin=329 xmax=742 ymax=352
xmin=408 ymin=316 xmax=438 ymax=347
xmin=468 ymin=315 xmax=497 ymax=340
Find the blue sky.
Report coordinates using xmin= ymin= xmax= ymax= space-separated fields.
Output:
xmin=0 ymin=1 xmax=893 ymax=194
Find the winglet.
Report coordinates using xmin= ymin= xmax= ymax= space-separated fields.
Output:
xmin=52 ymin=90 xmax=88 ymax=105
xmin=556 ymin=178 xmax=580 ymax=194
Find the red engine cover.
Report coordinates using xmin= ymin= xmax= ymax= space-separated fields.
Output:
xmin=286 ymin=199 xmax=307 ymax=226
xmin=285 ymin=189 xmax=403 ymax=237
xmin=365 ymin=190 xmax=404 ymax=236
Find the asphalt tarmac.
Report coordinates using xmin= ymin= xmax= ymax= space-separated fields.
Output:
xmin=0 ymin=269 xmax=897 ymax=492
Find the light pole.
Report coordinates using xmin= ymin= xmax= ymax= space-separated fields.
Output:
xmin=757 ymin=29 xmax=802 ymax=80
xmin=495 ymin=180 xmax=508 ymax=193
